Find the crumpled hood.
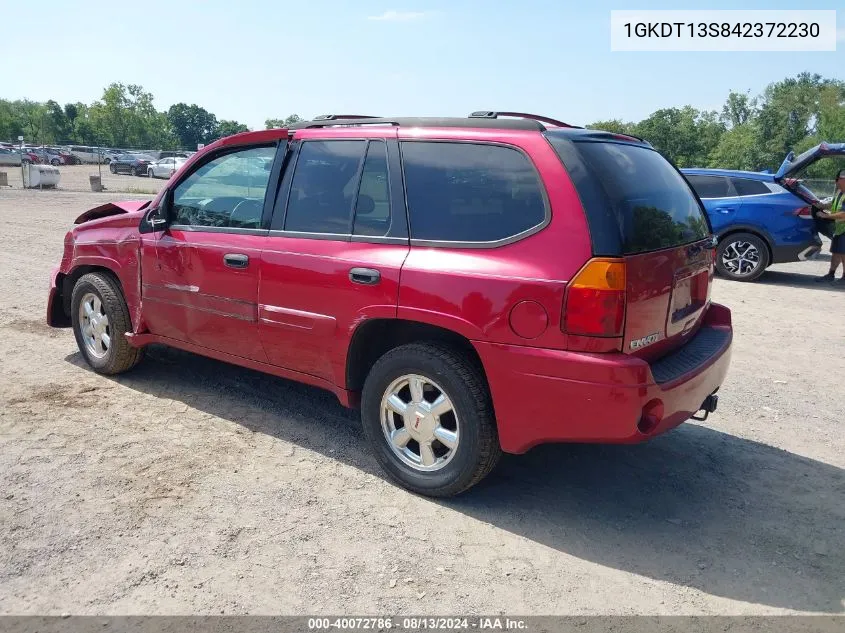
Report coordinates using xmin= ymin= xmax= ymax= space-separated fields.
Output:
xmin=74 ymin=200 xmax=150 ymax=224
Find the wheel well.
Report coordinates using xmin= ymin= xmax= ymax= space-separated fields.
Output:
xmin=60 ymin=265 xmax=123 ymax=317
xmin=346 ymin=319 xmax=486 ymax=393
xmin=718 ymin=229 xmax=773 ymax=264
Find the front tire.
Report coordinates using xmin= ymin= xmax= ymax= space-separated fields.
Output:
xmin=361 ymin=342 xmax=501 ymax=497
xmin=147 ymin=168 xmax=155 ymax=178
xmin=71 ymin=273 xmax=144 ymax=375
xmin=715 ymin=232 xmax=769 ymax=282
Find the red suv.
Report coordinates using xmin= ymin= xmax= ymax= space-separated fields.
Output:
xmin=47 ymin=113 xmax=732 ymax=496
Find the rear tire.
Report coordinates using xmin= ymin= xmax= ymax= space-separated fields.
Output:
xmin=109 ymin=163 xmax=116 ymax=174
xmin=71 ymin=273 xmax=144 ymax=375
xmin=360 ymin=342 xmax=501 ymax=497
xmin=715 ymin=232 xmax=769 ymax=282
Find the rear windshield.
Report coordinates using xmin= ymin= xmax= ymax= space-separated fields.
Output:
xmin=547 ymin=135 xmax=710 ymax=255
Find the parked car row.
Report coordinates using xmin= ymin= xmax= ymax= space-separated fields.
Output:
xmin=0 ymin=143 xmax=194 ymax=167
xmin=0 ymin=146 xmax=77 ymax=166
xmin=108 ymin=154 xmax=187 ymax=178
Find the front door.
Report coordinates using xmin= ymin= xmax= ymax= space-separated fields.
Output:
xmin=140 ymin=144 xmax=280 ymax=362
xmin=257 ymin=133 xmax=409 ymax=386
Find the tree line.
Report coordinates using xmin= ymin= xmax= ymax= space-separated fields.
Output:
xmin=589 ymin=72 xmax=845 ymax=179
xmin=1 ymin=74 xmax=843 ymax=177
xmin=0 ymin=82 xmax=304 ymax=151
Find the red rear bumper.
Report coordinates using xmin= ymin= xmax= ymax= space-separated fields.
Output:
xmin=475 ymin=303 xmax=733 ymax=454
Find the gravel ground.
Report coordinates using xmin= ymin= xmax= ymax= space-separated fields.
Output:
xmin=0 ymin=189 xmax=843 ymax=616
xmin=1 ymin=164 xmax=166 ymax=195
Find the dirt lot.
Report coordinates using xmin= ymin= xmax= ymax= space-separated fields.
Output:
xmin=0 ymin=189 xmax=843 ymax=616
xmin=1 ymin=164 xmax=166 ymax=195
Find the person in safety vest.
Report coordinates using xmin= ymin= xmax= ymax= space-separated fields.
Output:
xmin=814 ymin=168 xmax=845 ymax=283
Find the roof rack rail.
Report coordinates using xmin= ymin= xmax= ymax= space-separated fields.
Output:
xmin=469 ymin=111 xmax=577 ymax=128
xmin=312 ymin=114 xmax=381 ymax=121
xmin=287 ymin=116 xmax=548 ymax=131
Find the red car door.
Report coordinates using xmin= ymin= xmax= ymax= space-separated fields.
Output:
xmin=257 ymin=131 xmax=409 ymax=388
xmin=140 ymin=143 xmax=281 ymax=362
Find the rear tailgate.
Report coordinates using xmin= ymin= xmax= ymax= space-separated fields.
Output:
xmin=545 ymin=131 xmax=713 ymax=361
xmin=624 ymin=238 xmax=713 ymax=361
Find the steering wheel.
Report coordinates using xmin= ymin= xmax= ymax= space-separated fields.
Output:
xmin=230 ymin=199 xmax=263 ymax=228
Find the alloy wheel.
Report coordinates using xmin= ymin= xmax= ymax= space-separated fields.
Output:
xmin=380 ymin=374 xmax=460 ymax=471
xmin=721 ymin=240 xmax=760 ymax=277
xmin=78 ymin=292 xmax=110 ymax=359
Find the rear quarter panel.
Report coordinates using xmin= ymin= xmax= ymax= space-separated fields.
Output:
xmin=397 ymin=129 xmax=592 ymax=349
xmin=734 ymin=191 xmax=815 ymax=248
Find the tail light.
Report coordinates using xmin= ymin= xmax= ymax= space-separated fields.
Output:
xmin=792 ymin=206 xmax=812 ymax=218
xmin=563 ymin=258 xmax=626 ymax=337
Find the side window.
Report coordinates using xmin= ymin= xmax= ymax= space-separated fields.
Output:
xmin=353 ymin=141 xmax=391 ymax=237
xmin=171 ymin=145 xmax=276 ymax=230
xmin=400 ymin=142 xmax=547 ymax=243
xmin=686 ymin=175 xmax=733 ymax=199
xmin=731 ymin=177 xmax=770 ymax=196
xmin=284 ymin=140 xmax=367 ymax=234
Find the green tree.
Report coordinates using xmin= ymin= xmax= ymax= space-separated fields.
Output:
xmin=720 ymin=91 xmax=757 ymax=128
xmin=16 ymin=100 xmax=48 ymax=143
xmin=44 ymin=100 xmax=71 ymax=143
xmin=0 ymin=99 xmax=24 ymax=141
xmin=633 ymin=106 xmax=725 ymax=167
xmin=265 ymin=114 xmax=303 ymax=129
xmin=64 ymin=103 xmax=79 ymax=126
xmin=586 ymin=119 xmax=636 ymax=134
xmin=215 ymin=119 xmax=249 ymax=139
xmin=708 ymin=123 xmax=765 ymax=171
xmin=756 ymin=72 xmax=845 ymax=169
xmin=168 ymin=103 xmax=219 ymax=149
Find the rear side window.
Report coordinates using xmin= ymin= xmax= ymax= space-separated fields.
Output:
xmin=686 ymin=175 xmax=734 ymax=199
xmin=547 ymin=135 xmax=710 ymax=255
xmin=353 ymin=142 xmax=391 ymax=237
xmin=400 ymin=141 xmax=547 ymax=243
xmin=284 ymin=140 xmax=366 ymax=234
xmin=731 ymin=177 xmax=770 ymax=196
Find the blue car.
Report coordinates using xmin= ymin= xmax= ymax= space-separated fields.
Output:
xmin=681 ymin=143 xmax=845 ymax=281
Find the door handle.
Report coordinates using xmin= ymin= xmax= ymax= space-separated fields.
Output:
xmin=715 ymin=207 xmax=734 ymax=214
xmin=349 ymin=267 xmax=381 ymax=285
xmin=224 ymin=253 xmax=249 ymax=269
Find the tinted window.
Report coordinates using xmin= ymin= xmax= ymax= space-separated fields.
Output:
xmin=731 ymin=177 xmax=770 ymax=196
xmin=547 ymin=136 xmax=710 ymax=255
xmin=401 ymin=142 xmax=546 ymax=242
xmin=685 ymin=175 xmax=733 ymax=199
xmin=171 ymin=145 xmax=276 ymax=229
xmin=284 ymin=140 xmax=366 ymax=234
xmin=353 ymin=141 xmax=391 ymax=237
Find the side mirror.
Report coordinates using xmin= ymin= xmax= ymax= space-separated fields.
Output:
xmin=145 ymin=204 xmax=168 ymax=230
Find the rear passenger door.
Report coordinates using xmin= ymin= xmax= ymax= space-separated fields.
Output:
xmin=258 ymin=131 xmax=409 ymax=386
xmin=685 ymin=174 xmax=742 ymax=233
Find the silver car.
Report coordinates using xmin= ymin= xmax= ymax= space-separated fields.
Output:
xmin=0 ymin=148 xmax=23 ymax=166
xmin=147 ymin=157 xmax=187 ymax=179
